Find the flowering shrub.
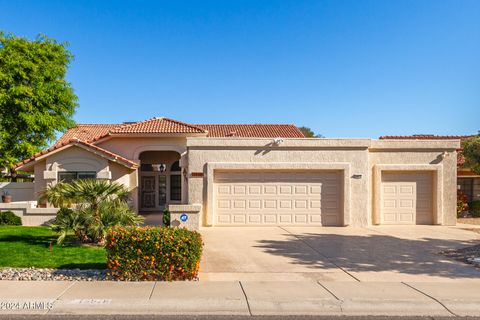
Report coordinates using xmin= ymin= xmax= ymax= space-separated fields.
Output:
xmin=457 ymin=190 xmax=469 ymax=217
xmin=105 ymin=226 xmax=203 ymax=281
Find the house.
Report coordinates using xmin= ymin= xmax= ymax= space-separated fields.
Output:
xmin=10 ymin=117 xmax=459 ymax=229
xmin=380 ymin=135 xmax=480 ymax=203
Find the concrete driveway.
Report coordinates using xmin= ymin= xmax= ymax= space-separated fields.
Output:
xmin=199 ymin=225 xmax=480 ymax=282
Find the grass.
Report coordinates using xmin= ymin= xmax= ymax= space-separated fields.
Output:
xmin=0 ymin=226 xmax=106 ymax=269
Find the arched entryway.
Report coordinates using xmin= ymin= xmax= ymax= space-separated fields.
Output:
xmin=138 ymin=151 xmax=182 ymax=212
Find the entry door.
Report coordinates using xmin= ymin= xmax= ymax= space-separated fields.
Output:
xmin=140 ymin=174 xmax=168 ymax=211
xmin=141 ymin=176 xmax=156 ymax=209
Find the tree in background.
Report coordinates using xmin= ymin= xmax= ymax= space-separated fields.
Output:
xmin=0 ymin=32 xmax=78 ymax=180
xmin=298 ymin=126 xmax=323 ymax=138
xmin=463 ymin=134 xmax=480 ymax=175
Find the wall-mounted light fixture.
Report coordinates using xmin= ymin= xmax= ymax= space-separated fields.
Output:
xmin=273 ymin=138 xmax=284 ymax=145
xmin=352 ymin=174 xmax=362 ymax=179
xmin=152 ymin=163 xmax=167 ymax=172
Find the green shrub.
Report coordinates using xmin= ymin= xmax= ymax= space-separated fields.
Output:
xmin=471 ymin=200 xmax=480 ymax=217
xmin=0 ymin=211 xmax=22 ymax=225
xmin=43 ymin=180 xmax=143 ymax=244
xmin=162 ymin=208 xmax=170 ymax=226
xmin=106 ymin=226 xmax=203 ymax=281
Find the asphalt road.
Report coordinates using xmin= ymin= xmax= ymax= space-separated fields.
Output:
xmin=0 ymin=315 xmax=477 ymax=320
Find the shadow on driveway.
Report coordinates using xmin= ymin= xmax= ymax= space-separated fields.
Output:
xmin=254 ymin=229 xmax=480 ymax=279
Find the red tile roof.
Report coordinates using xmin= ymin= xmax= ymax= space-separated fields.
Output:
xmin=17 ymin=118 xmax=305 ymax=171
xmin=15 ymin=139 xmax=138 ymax=170
xmin=110 ymin=117 xmax=207 ymax=135
xmin=56 ymin=124 xmax=119 ymax=145
xmin=56 ymin=118 xmax=305 ymax=144
xmin=194 ymin=124 xmax=305 ymax=138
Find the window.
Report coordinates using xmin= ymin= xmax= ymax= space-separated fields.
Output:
xmin=170 ymin=174 xmax=181 ymax=201
xmin=58 ymin=171 xmax=96 ymax=182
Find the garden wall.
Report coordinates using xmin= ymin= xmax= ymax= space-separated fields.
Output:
xmin=0 ymin=182 xmax=35 ymax=202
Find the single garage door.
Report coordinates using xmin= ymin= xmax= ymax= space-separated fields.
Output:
xmin=214 ymin=171 xmax=342 ymax=226
xmin=381 ymin=172 xmax=434 ymax=225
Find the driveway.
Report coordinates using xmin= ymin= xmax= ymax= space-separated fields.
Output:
xmin=199 ymin=225 xmax=480 ymax=282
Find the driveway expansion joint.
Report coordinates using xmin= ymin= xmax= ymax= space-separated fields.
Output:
xmin=401 ymin=282 xmax=458 ymax=317
xmin=279 ymin=226 xmax=361 ymax=282
xmin=148 ymin=281 xmax=157 ymax=300
xmin=317 ymin=281 xmax=340 ymax=301
xmin=238 ymin=281 xmax=252 ymax=316
xmin=46 ymin=281 xmax=78 ymax=314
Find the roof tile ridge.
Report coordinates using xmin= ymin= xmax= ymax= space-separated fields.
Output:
xmin=162 ymin=117 xmax=207 ymax=132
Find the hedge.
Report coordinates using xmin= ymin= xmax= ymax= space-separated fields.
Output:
xmin=0 ymin=211 xmax=22 ymax=225
xmin=105 ymin=226 xmax=203 ymax=281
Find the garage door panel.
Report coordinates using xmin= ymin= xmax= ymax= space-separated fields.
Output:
xmin=248 ymin=215 xmax=261 ymax=223
xmin=248 ymin=185 xmax=262 ymax=194
xmin=248 ymin=199 xmax=262 ymax=209
xmin=295 ymin=185 xmax=308 ymax=194
xmin=381 ymin=172 xmax=434 ymax=225
xmin=214 ymin=171 xmax=342 ymax=226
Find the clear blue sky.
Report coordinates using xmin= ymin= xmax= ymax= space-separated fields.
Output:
xmin=1 ymin=0 xmax=479 ymax=138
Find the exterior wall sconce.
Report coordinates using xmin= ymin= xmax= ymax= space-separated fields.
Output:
xmin=352 ymin=174 xmax=362 ymax=179
xmin=152 ymin=163 xmax=167 ymax=172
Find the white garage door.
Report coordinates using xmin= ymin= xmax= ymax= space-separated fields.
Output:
xmin=214 ymin=171 xmax=342 ymax=226
xmin=381 ymin=172 xmax=434 ymax=225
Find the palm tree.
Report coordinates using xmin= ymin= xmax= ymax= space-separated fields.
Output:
xmin=42 ymin=179 xmax=143 ymax=244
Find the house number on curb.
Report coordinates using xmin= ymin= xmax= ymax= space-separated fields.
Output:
xmin=180 ymin=214 xmax=188 ymax=222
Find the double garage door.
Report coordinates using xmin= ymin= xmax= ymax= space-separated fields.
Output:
xmin=214 ymin=170 xmax=342 ymax=226
xmin=381 ymin=172 xmax=434 ymax=225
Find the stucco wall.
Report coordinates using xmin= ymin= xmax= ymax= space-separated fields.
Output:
xmin=47 ymin=146 xmax=109 ymax=173
xmin=369 ymin=140 xmax=459 ymax=225
xmin=34 ymin=161 xmax=47 ymax=203
xmin=0 ymin=182 xmax=34 ymax=202
xmin=96 ymin=137 xmax=187 ymax=160
xmin=186 ymin=138 xmax=460 ymax=228
xmin=29 ymin=146 xmax=136 ymax=203
xmin=186 ymin=138 xmax=371 ymax=227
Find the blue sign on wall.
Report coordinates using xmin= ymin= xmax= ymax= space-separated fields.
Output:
xmin=180 ymin=213 xmax=188 ymax=222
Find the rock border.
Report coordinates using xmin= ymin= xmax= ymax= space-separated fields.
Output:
xmin=0 ymin=267 xmax=108 ymax=281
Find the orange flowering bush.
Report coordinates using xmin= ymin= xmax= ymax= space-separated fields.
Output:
xmin=106 ymin=226 xmax=203 ymax=281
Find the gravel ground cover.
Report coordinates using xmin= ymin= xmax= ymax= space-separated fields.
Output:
xmin=0 ymin=267 xmax=108 ymax=281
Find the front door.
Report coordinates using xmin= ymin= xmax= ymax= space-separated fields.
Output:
xmin=140 ymin=174 xmax=168 ymax=211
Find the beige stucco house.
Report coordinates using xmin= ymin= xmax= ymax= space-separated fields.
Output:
xmin=10 ymin=117 xmax=460 ymax=229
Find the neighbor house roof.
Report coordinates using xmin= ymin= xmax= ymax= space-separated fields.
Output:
xmin=56 ymin=118 xmax=305 ymax=144
xmin=379 ymin=134 xmax=476 ymax=167
xmin=15 ymin=139 xmax=138 ymax=170
xmin=195 ymin=124 xmax=305 ymax=138
xmin=379 ymin=135 xmax=473 ymax=140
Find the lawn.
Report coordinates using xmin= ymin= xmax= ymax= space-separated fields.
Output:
xmin=0 ymin=226 xmax=106 ymax=269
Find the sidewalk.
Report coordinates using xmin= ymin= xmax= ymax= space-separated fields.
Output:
xmin=1 ymin=280 xmax=479 ymax=317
